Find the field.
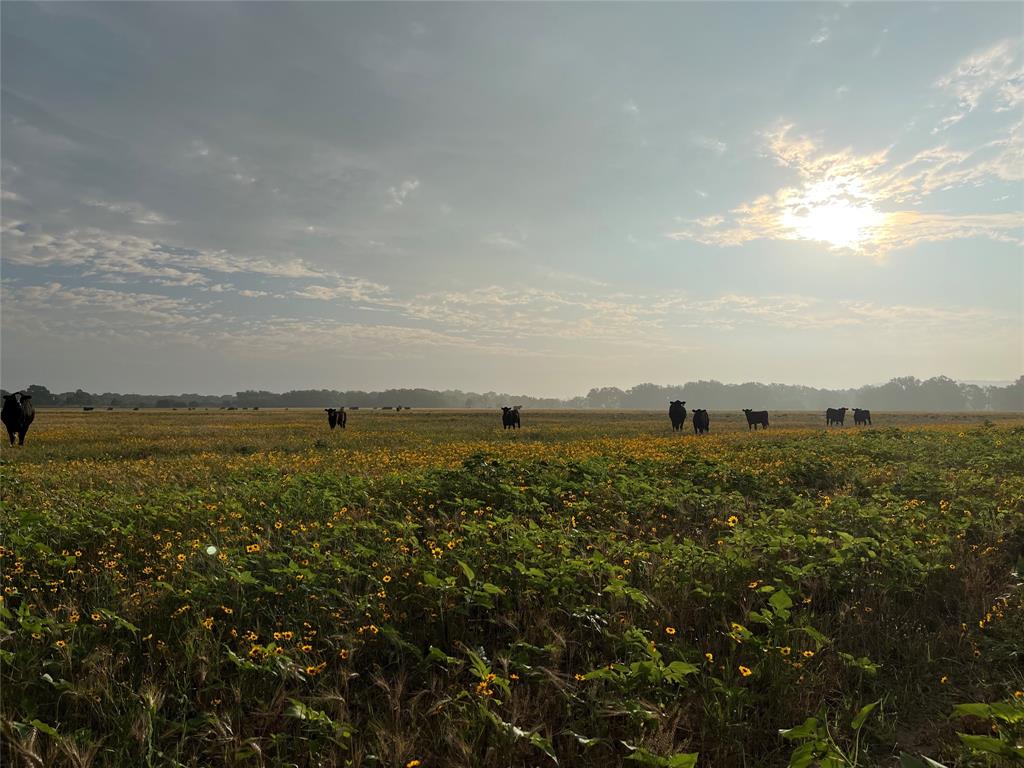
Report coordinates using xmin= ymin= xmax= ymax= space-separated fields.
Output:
xmin=2 ymin=409 xmax=1023 ymax=768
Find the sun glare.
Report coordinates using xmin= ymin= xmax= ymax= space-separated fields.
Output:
xmin=780 ymin=180 xmax=886 ymax=250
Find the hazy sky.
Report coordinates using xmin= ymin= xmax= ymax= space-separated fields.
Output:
xmin=2 ymin=2 xmax=1022 ymax=396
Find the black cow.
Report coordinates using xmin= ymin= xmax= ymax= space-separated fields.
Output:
xmin=325 ymin=408 xmax=338 ymax=429
xmin=668 ymin=400 xmax=687 ymax=431
xmin=692 ymin=408 xmax=710 ymax=435
xmin=2 ymin=393 xmax=34 ymax=446
xmin=742 ymin=409 xmax=769 ymax=430
xmin=501 ymin=406 xmax=521 ymax=429
xmin=825 ymin=407 xmax=848 ymax=427
xmin=853 ymin=408 xmax=872 ymax=426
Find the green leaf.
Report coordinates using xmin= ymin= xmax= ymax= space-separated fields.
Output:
xmin=567 ymin=731 xmax=600 ymax=748
xmin=457 ymin=559 xmax=475 ymax=582
xmin=780 ymin=717 xmax=821 ymax=741
xmin=663 ymin=661 xmax=699 ymax=684
xmin=769 ymin=589 xmax=794 ymax=617
xmin=666 ymin=754 xmax=698 ymax=768
xmin=285 ymin=699 xmax=335 ymax=727
xmin=898 ymin=752 xmax=949 ymax=768
xmin=851 ymin=699 xmax=881 ymax=730
xmin=957 ymin=733 xmax=1024 ymax=758
xmin=951 ymin=703 xmax=992 ymax=719
xmin=426 ymin=646 xmax=458 ymax=666
xmin=29 ymin=719 xmax=60 ymax=739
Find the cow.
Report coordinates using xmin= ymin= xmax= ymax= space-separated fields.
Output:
xmin=692 ymin=408 xmax=710 ymax=435
xmin=668 ymin=400 xmax=687 ymax=431
xmin=826 ymin=407 xmax=848 ymax=427
xmin=325 ymin=408 xmax=338 ymax=429
xmin=853 ymin=408 xmax=872 ymax=426
xmin=742 ymin=409 xmax=769 ymax=430
xmin=2 ymin=394 xmax=23 ymax=446
xmin=2 ymin=393 xmax=34 ymax=446
xmin=337 ymin=407 xmax=347 ymax=429
xmin=501 ymin=406 xmax=521 ymax=429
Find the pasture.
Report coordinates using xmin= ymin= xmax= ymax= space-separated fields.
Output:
xmin=2 ymin=409 xmax=1022 ymax=767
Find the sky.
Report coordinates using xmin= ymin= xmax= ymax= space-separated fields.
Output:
xmin=1 ymin=2 xmax=1022 ymax=397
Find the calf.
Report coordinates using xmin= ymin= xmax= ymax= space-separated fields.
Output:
xmin=692 ymin=408 xmax=710 ymax=435
xmin=742 ymin=409 xmax=769 ymax=430
xmin=853 ymin=408 xmax=872 ymax=426
xmin=338 ymin=407 xmax=347 ymax=429
xmin=325 ymin=408 xmax=338 ymax=429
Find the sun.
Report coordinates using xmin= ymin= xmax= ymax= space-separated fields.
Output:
xmin=780 ymin=180 xmax=886 ymax=250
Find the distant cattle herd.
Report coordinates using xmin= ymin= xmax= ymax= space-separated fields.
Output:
xmin=0 ymin=390 xmax=879 ymax=447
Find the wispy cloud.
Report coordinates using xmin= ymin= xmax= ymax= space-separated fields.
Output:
xmin=934 ymin=39 xmax=1023 ymax=131
xmin=669 ymin=119 xmax=1024 ymax=255
xmin=481 ymin=231 xmax=528 ymax=250
xmin=692 ymin=135 xmax=728 ymax=155
xmin=82 ymin=198 xmax=176 ymax=225
xmin=1 ymin=223 xmax=384 ymax=290
xmin=387 ymin=178 xmax=420 ymax=208
xmin=809 ymin=25 xmax=830 ymax=46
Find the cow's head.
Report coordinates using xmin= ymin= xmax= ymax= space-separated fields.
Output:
xmin=670 ymin=400 xmax=683 ymax=406
xmin=501 ymin=407 xmax=511 ymax=413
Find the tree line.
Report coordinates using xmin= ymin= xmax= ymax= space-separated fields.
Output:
xmin=3 ymin=376 xmax=1021 ymax=411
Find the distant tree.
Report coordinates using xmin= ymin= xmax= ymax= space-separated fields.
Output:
xmin=25 ymin=385 xmax=57 ymax=406
xmin=586 ymin=387 xmax=624 ymax=409
xmin=64 ymin=389 xmax=95 ymax=406
xmin=990 ymin=376 xmax=1024 ymax=411
xmin=960 ymin=383 xmax=988 ymax=411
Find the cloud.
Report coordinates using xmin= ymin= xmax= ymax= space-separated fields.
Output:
xmin=622 ymin=99 xmax=640 ymax=116
xmin=387 ymin=178 xmax=420 ymax=208
xmin=692 ymin=135 xmax=728 ymax=155
xmin=82 ymin=198 xmax=176 ymax=225
xmin=1 ymin=281 xmax=218 ymax=343
xmin=291 ymin=278 xmax=391 ymax=303
xmin=184 ymin=139 xmax=259 ymax=184
xmin=668 ymin=120 xmax=1024 ymax=255
xmin=0 ymin=223 xmax=389 ymax=292
xmin=809 ymin=25 xmax=830 ymax=46
xmin=481 ymin=231 xmax=527 ymax=250
xmin=0 ymin=280 xmax=512 ymax=358
xmin=934 ymin=39 xmax=1024 ymax=131
xmin=870 ymin=28 xmax=888 ymax=59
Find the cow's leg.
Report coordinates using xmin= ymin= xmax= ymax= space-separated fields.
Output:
xmin=6 ymin=429 xmax=14 ymax=446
